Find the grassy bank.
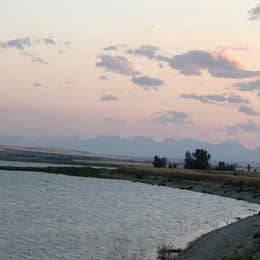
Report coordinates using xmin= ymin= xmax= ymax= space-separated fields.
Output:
xmin=119 ymin=166 xmax=260 ymax=189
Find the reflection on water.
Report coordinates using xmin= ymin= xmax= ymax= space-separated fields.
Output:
xmin=0 ymin=170 xmax=259 ymax=259
xmin=0 ymin=160 xmax=83 ymax=168
xmin=0 ymin=160 xmax=117 ymax=170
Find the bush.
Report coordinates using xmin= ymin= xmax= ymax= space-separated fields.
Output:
xmin=215 ymin=161 xmax=236 ymax=171
xmin=157 ymin=244 xmax=182 ymax=260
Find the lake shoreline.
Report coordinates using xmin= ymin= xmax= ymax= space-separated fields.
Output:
xmin=0 ymin=165 xmax=260 ymax=259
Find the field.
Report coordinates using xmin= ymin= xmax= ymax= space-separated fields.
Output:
xmin=119 ymin=166 xmax=260 ymax=189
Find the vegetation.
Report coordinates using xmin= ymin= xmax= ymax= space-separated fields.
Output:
xmin=153 ymin=156 xmax=167 ymax=168
xmin=215 ymin=161 xmax=236 ymax=171
xmin=120 ymin=166 xmax=260 ymax=190
xmin=157 ymin=244 xmax=182 ymax=260
xmin=184 ymin=149 xmax=211 ymax=170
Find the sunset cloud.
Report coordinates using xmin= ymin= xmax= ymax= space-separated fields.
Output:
xmin=128 ymin=45 xmax=159 ymax=60
xmin=153 ymin=111 xmax=190 ymax=125
xmin=104 ymin=44 xmax=126 ymax=51
xmin=228 ymin=121 xmax=260 ymax=133
xmin=238 ymin=106 xmax=259 ymax=116
xmin=43 ymin=38 xmax=56 ymax=45
xmin=132 ymin=76 xmax=165 ymax=90
xmin=100 ymin=95 xmax=119 ymax=102
xmin=249 ymin=3 xmax=260 ymax=20
xmin=0 ymin=37 xmax=57 ymax=50
xmin=181 ymin=93 xmax=249 ymax=104
xmin=100 ymin=44 xmax=260 ymax=80
xmin=169 ymin=50 xmax=260 ymax=78
xmin=31 ymin=57 xmax=48 ymax=64
xmin=235 ymin=80 xmax=260 ymax=97
xmin=96 ymin=55 xmax=139 ymax=76
xmin=0 ymin=38 xmax=32 ymax=50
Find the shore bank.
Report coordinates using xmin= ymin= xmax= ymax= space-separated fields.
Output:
xmin=0 ymin=165 xmax=260 ymax=259
xmin=175 ymin=214 xmax=260 ymax=260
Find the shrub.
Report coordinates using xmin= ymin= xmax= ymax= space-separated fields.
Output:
xmin=157 ymin=244 xmax=182 ymax=260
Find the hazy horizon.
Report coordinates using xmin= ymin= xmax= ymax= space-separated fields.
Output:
xmin=1 ymin=135 xmax=260 ymax=164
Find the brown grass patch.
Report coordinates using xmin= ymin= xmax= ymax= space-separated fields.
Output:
xmin=119 ymin=166 xmax=260 ymax=189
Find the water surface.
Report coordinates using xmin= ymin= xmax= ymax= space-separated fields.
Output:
xmin=0 ymin=160 xmax=82 ymax=168
xmin=0 ymin=170 xmax=259 ymax=259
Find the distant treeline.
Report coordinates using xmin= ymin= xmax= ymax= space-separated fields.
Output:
xmin=153 ymin=149 xmax=247 ymax=171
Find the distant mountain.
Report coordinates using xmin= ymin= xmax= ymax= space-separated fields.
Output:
xmin=0 ymin=135 xmax=259 ymax=164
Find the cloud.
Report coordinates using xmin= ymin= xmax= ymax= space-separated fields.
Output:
xmin=33 ymin=82 xmax=44 ymax=87
xmin=127 ymin=45 xmax=170 ymax=62
xmin=31 ymin=57 xmax=48 ymax=64
xmin=0 ymin=38 xmax=32 ymax=50
xmin=100 ymin=95 xmax=119 ymax=102
xmin=236 ymin=79 xmax=260 ymax=91
xmin=99 ymin=44 xmax=258 ymax=79
xmin=128 ymin=45 xmax=159 ymax=59
xmin=235 ymin=80 xmax=260 ymax=97
xmin=228 ymin=121 xmax=260 ymax=133
xmin=0 ymin=37 xmax=58 ymax=50
xmin=0 ymin=36 xmax=69 ymax=65
xmin=238 ymin=106 xmax=259 ymax=116
xmin=104 ymin=44 xmax=126 ymax=51
xmin=96 ymin=55 xmax=139 ymax=76
xmin=104 ymin=118 xmax=126 ymax=125
xmin=99 ymin=75 xmax=108 ymax=80
xmin=168 ymin=50 xmax=260 ymax=78
xmin=104 ymin=46 xmax=118 ymax=51
xmin=249 ymin=3 xmax=260 ymax=20
xmin=43 ymin=38 xmax=55 ymax=45
xmin=153 ymin=111 xmax=190 ymax=125
xmin=132 ymin=76 xmax=165 ymax=90
xmin=227 ymin=94 xmax=250 ymax=104
xmin=22 ymin=51 xmax=49 ymax=64
xmin=181 ymin=93 xmax=249 ymax=104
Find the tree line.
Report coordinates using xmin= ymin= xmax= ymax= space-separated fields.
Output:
xmin=153 ymin=148 xmax=238 ymax=171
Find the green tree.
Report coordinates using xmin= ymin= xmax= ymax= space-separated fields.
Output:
xmin=184 ymin=149 xmax=211 ymax=170
xmin=193 ymin=149 xmax=211 ymax=169
xmin=184 ymin=151 xmax=195 ymax=169
xmin=153 ymin=155 xmax=167 ymax=168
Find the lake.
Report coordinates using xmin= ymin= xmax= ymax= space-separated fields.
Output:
xmin=0 ymin=160 xmax=117 ymax=170
xmin=0 ymin=169 xmax=259 ymax=259
xmin=0 ymin=160 xmax=83 ymax=168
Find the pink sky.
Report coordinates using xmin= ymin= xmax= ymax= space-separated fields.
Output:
xmin=1 ymin=0 xmax=260 ymax=148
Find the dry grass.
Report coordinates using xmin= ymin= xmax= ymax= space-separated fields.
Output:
xmin=119 ymin=166 xmax=260 ymax=190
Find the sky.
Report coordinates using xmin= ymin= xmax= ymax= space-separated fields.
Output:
xmin=1 ymin=0 xmax=260 ymax=149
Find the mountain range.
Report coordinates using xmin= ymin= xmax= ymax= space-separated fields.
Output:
xmin=0 ymin=135 xmax=259 ymax=164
